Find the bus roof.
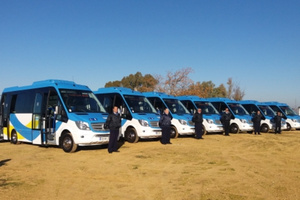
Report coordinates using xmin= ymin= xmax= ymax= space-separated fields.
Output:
xmin=143 ymin=92 xmax=176 ymax=99
xmin=94 ymin=87 xmax=144 ymax=96
xmin=3 ymin=79 xmax=90 ymax=93
xmin=262 ymin=101 xmax=289 ymax=106
xmin=177 ymin=95 xmax=208 ymax=102
xmin=206 ymin=97 xmax=240 ymax=103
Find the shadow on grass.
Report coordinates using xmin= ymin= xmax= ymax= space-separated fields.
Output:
xmin=0 ymin=159 xmax=11 ymax=167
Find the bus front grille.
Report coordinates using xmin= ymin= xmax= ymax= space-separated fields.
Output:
xmin=91 ymin=123 xmax=108 ymax=131
xmin=150 ymin=121 xmax=159 ymax=127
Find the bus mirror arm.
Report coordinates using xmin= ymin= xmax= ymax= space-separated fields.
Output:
xmin=55 ymin=105 xmax=62 ymax=116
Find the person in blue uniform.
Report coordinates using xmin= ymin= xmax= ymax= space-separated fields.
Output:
xmin=221 ymin=108 xmax=232 ymax=136
xmin=274 ymin=111 xmax=282 ymax=134
xmin=192 ymin=108 xmax=204 ymax=139
xmin=105 ymin=106 xmax=121 ymax=153
xmin=159 ymin=108 xmax=173 ymax=144
xmin=252 ymin=110 xmax=264 ymax=135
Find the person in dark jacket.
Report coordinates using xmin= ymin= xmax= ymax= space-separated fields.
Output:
xmin=192 ymin=108 xmax=204 ymax=139
xmin=252 ymin=110 xmax=263 ymax=135
xmin=274 ymin=111 xmax=282 ymax=134
xmin=221 ymin=108 xmax=232 ymax=136
xmin=105 ymin=106 xmax=122 ymax=153
xmin=159 ymin=108 xmax=173 ymax=144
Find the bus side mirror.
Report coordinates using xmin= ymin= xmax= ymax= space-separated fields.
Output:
xmin=55 ymin=105 xmax=62 ymax=115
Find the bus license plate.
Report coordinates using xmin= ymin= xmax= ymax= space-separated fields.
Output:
xmin=100 ymin=137 xmax=109 ymax=141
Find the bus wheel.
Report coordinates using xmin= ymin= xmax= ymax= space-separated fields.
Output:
xmin=61 ymin=133 xmax=78 ymax=153
xmin=230 ymin=124 xmax=239 ymax=133
xmin=261 ymin=124 xmax=269 ymax=133
xmin=125 ymin=128 xmax=139 ymax=143
xmin=11 ymin=131 xmax=20 ymax=144
xmin=286 ymin=123 xmax=291 ymax=131
xmin=170 ymin=126 xmax=178 ymax=138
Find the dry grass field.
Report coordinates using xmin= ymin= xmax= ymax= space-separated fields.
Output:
xmin=1 ymin=131 xmax=300 ymax=200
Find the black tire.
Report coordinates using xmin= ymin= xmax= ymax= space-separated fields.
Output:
xmin=11 ymin=131 xmax=20 ymax=144
xmin=230 ymin=124 xmax=239 ymax=133
xmin=61 ymin=133 xmax=77 ymax=153
xmin=286 ymin=123 xmax=292 ymax=131
xmin=125 ymin=127 xmax=139 ymax=143
xmin=170 ymin=126 xmax=178 ymax=138
xmin=260 ymin=124 xmax=269 ymax=133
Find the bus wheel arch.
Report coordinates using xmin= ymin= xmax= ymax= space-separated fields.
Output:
xmin=11 ymin=130 xmax=20 ymax=144
xmin=60 ymin=131 xmax=78 ymax=153
xmin=286 ymin=123 xmax=292 ymax=131
xmin=170 ymin=126 xmax=179 ymax=138
xmin=125 ymin=127 xmax=139 ymax=143
xmin=230 ymin=123 xmax=239 ymax=133
xmin=261 ymin=124 xmax=269 ymax=133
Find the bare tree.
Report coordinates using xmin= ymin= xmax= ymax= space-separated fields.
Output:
xmin=155 ymin=67 xmax=194 ymax=96
xmin=226 ymin=77 xmax=245 ymax=100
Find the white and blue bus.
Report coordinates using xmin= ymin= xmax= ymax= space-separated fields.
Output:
xmin=240 ymin=100 xmax=287 ymax=133
xmin=0 ymin=80 xmax=110 ymax=152
xmin=94 ymin=87 xmax=161 ymax=143
xmin=143 ymin=92 xmax=194 ymax=138
xmin=177 ymin=95 xmax=224 ymax=134
xmin=207 ymin=98 xmax=253 ymax=133
xmin=263 ymin=101 xmax=300 ymax=131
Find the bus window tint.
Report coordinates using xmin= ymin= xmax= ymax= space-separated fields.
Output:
xmin=258 ymin=105 xmax=275 ymax=117
xmin=279 ymin=106 xmax=297 ymax=116
xmin=194 ymin=102 xmax=219 ymax=115
xmin=163 ymin=98 xmax=189 ymax=115
xmin=60 ymin=90 xmax=105 ymax=113
xmin=124 ymin=95 xmax=157 ymax=114
xmin=228 ymin=103 xmax=249 ymax=116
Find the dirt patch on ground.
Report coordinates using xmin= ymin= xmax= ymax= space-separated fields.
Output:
xmin=1 ymin=131 xmax=300 ymax=200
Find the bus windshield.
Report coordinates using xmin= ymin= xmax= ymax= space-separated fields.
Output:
xmin=228 ymin=103 xmax=249 ymax=116
xmin=124 ymin=95 xmax=157 ymax=114
xmin=279 ymin=106 xmax=297 ymax=116
xmin=163 ymin=98 xmax=190 ymax=115
xmin=258 ymin=105 xmax=275 ymax=117
xmin=60 ymin=89 xmax=106 ymax=113
xmin=194 ymin=101 xmax=219 ymax=115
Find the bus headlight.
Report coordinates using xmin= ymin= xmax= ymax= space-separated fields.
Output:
xmin=75 ymin=121 xmax=91 ymax=130
xmin=139 ymin=119 xmax=149 ymax=127
xmin=179 ymin=119 xmax=187 ymax=125
xmin=240 ymin=119 xmax=247 ymax=123
xmin=206 ymin=119 xmax=214 ymax=124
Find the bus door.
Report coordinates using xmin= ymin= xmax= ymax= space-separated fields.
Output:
xmin=40 ymin=90 xmax=60 ymax=145
xmin=32 ymin=92 xmax=44 ymax=145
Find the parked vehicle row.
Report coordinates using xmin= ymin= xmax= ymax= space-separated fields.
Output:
xmin=1 ymin=80 xmax=299 ymax=153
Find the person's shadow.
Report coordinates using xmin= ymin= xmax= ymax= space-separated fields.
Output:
xmin=0 ymin=159 xmax=11 ymax=167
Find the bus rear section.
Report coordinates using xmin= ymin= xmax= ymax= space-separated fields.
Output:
xmin=0 ymin=80 xmax=110 ymax=152
xmin=207 ymin=98 xmax=253 ymax=133
xmin=178 ymin=95 xmax=223 ymax=134
xmin=94 ymin=87 xmax=162 ymax=143
xmin=143 ymin=92 xmax=195 ymax=138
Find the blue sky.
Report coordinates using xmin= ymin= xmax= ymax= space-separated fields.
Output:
xmin=1 ymin=0 xmax=300 ymax=109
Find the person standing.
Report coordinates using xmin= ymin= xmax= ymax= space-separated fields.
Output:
xmin=105 ymin=106 xmax=121 ymax=153
xmin=252 ymin=110 xmax=263 ymax=135
xmin=274 ymin=111 xmax=282 ymax=134
xmin=159 ymin=108 xmax=173 ymax=144
xmin=221 ymin=108 xmax=232 ymax=136
xmin=192 ymin=108 xmax=204 ymax=139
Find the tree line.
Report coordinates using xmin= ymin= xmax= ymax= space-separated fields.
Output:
xmin=105 ymin=67 xmax=245 ymax=100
